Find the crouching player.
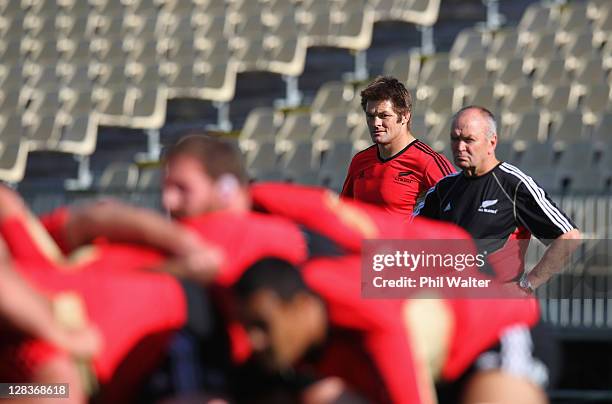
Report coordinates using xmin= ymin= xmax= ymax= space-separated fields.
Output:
xmin=234 ymin=257 xmax=553 ymax=404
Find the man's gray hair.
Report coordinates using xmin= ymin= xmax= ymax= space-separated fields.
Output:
xmin=452 ymin=106 xmax=497 ymax=139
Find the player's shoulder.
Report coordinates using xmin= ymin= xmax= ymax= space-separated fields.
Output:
xmin=410 ymin=140 xmax=450 ymax=161
xmin=347 ymin=144 xmax=377 ymax=170
xmin=352 ymin=143 xmax=377 ymax=160
xmin=495 ymin=162 xmax=531 ymax=188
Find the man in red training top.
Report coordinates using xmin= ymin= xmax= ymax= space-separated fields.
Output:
xmin=341 ymin=76 xmax=455 ymax=216
xmin=235 ymin=257 xmax=548 ymax=404
xmin=0 ymin=186 xmax=216 ymax=403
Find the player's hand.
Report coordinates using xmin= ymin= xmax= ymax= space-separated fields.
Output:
xmin=500 ymin=282 xmax=532 ymax=298
xmin=50 ymin=324 xmax=103 ymax=360
xmin=169 ymin=230 xmax=225 ymax=284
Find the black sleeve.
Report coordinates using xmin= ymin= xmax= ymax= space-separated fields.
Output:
xmin=514 ymin=180 xmax=577 ymax=242
xmin=412 ymin=185 xmax=441 ymax=219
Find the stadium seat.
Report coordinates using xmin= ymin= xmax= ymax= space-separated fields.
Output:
xmin=98 ymin=162 xmax=139 ymax=191
xmin=559 ymin=2 xmax=591 ymax=37
xmin=312 ymin=113 xmax=352 ymax=151
xmin=581 ymin=84 xmax=611 ymax=125
xmin=276 ymin=111 xmax=314 ymax=151
xmin=518 ymin=3 xmax=558 ymax=35
xmin=593 ymin=112 xmax=612 ymax=141
xmin=423 ymin=85 xmax=456 ymax=126
xmin=593 ymin=5 xmax=612 ymax=48
xmin=505 ymin=111 xmax=545 ymax=148
xmin=350 ymin=122 xmax=371 ymax=151
xmin=493 ymin=58 xmax=528 ymax=97
xmin=555 ymin=141 xmax=601 ymax=192
xmin=487 ymin=30 xmax=521 ymax=71
xmin=411 ymin=113 xmax=428 ymax=141
xmin=563 ymin=32 xmax=598 ymax=72
xmin=548 ymin=111 xmax=586 ymax=151
xmin=573 ymin=57 xmax=608 ymax=88
xmin=318 ymin=141 xmax=354 ymax=192
xmin=449 ymin=28 xmax=488 ymax=72
xmin=515 ymin=142 xmax=559 ymax=191
xmin=137 ymin=167 xmax=161 ymax=191
xmin=532 ymin=58 xmax=571 ymax=98
xmin=281 ymin=141 xmax=318 ymax=184
xmin=463 ymin=84 xmax=498 ymax=114
xmin=495 ymin=140 xmax=515 ymax=164
xmin=238 ymin=107 xmax=278 ymax=151
xmin=540 ymin=85 xmax=574 ymax=113
xmin=310 ymin=81 xmax=353 ymax=125
xmin=246 ymin=141 xmax=283 ymax=181
xmin=382 ymin=51 xmax=421 ymax=89
xmin=55 ymin=114 xmax=98 ymax=156
xmin=501 ymin=84 xmax=536 ymax=116
xmin=418 ymin=53 xmax=452 ymax=90
xmin=455 ymin=58 xmax=489 ymax=87
xmin=0 ymin=114 xmax=29 ymax=183
xmin=523 ymin=32 xmax=558 ymax=73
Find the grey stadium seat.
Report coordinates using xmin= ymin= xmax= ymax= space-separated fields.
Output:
xmin=246 ymin=141 xmax=283 ymax=182
xmin=97 ymin=162 xmax=139 ymax=190
xmin=310 ymin=81 xmax=353 ymax=125
xmin=276 ymin=111 xmax=314 ymax=151
xmin=238 ymin=107 xmax=278 ymax=151
xmin=312 ymin=113 xmax=352 ymax=151
xmin=281 ymin=141 xmax=318 ymax=185
xmin=548 ymin=111 xmax=586 ymax=151
xmin=318 ymin=141 xmax=355 ymax=192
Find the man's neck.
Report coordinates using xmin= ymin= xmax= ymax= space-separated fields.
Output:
xmin=464 ymin=158 xmax=500 ymax=177
xmin=377 ymin=132 xmax=415 ymax=160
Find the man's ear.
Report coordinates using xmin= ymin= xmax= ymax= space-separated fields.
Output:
xmin=490 ymin=133 xmax=498 ymax=149
xmin=404 ymin=111 xmax=411 ymax=126
xmin=214 ymin=174 xmax=241 ymax=206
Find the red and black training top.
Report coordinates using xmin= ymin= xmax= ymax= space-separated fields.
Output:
xmin=341 ymin=140 xmax=455 ymax=217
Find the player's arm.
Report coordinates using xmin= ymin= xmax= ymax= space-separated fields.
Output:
xmin=423 ymin=152 xmax=455 ymax=190
xmin=364 ymin=328 xmax=435 ymax=404
xmin=64 ymin=200 xmax=223 ymax=281
xmin=63 ymin=199 xmax=194 ymax=254
xmin=340 ymin=159 xmax=355 ymax=198
xmin=0 ymin=242 xmax=101 ymax=359
xmin=515 ymin=181 xmax=582 ymax=290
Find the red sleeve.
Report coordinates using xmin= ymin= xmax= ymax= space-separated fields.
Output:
xmin=422 ymin=152 xmax=455 ymax=190
xmin=251 ymin=182 xmax=410 ymax=253
xmin=365 ymin=328 xmax=433 ymax=404
xmin=182 ymin=212 xmax=307 ymax=287
xmin=304 ymin=257 xmax=433 ymax=404
xmin=0 ymin=217 xmax=59 ymax=268
xmin=39 ymin=207 xmax=72 ymax=255
xmin=340 ymin=159 xmax=355 ymax=198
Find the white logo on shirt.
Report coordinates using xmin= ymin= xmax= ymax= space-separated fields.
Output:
xmin=478 ymin=199 xmax=498 ymax=214
xmin=443 ymin=202 xmax=452 ymax=212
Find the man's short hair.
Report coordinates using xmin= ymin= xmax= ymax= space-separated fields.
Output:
xmin=235 ymin=258 xmax=309 ymax=302
xmin=452 ymin=106 xmax=498 ymax=139
xmin=360 ymin=76 xmax=413 ymax=121
xmin=163 ymin=132 xmax=248 ymax=185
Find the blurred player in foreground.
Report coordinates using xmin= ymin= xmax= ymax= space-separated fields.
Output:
xmin=235 ymin=256 xmax=552 ymax=404
xmin=0 ymin=185 xmax=224 ymax=403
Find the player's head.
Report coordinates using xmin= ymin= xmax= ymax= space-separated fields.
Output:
xmin=360 ymin=76 xmax=413 ymax=145
xmin=234 ymin=258 xmax=327 ymax=371
xmin=162 ymin=133 xmax=249 ymax=218
xmin=450 ymin=106 xmax=498 ymax=175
